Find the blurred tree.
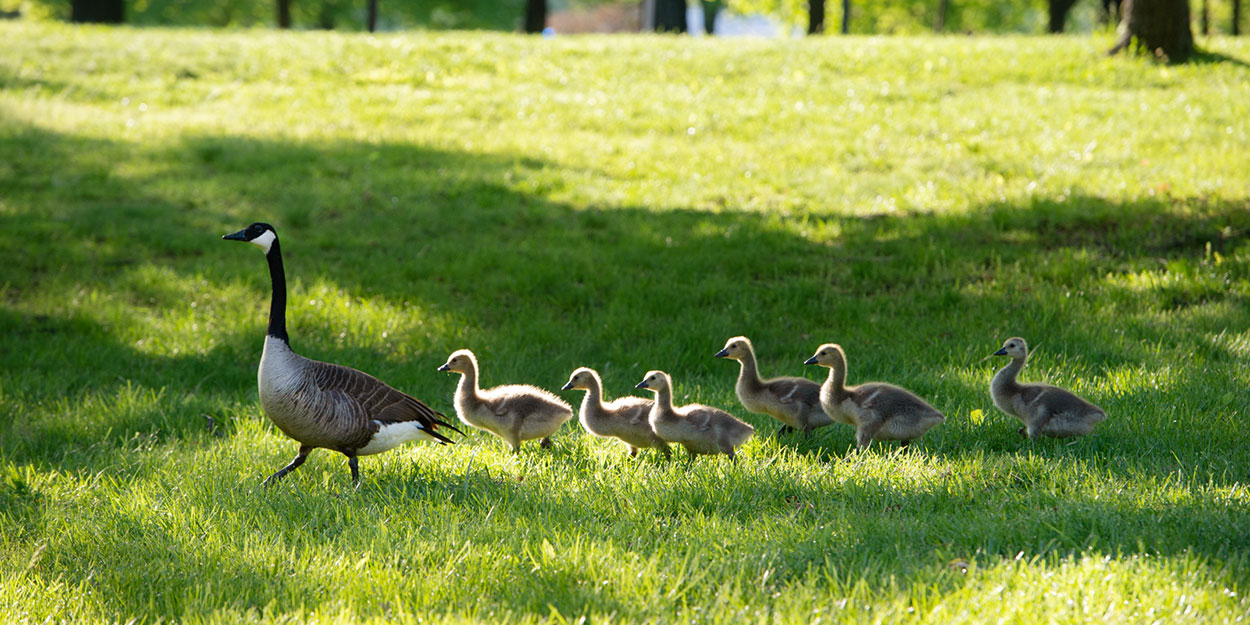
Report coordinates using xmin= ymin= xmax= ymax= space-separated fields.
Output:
xmin=278 ymin=0 xmax=292 ymax=27
xmin=1048 ymin=0 xmax=1077 ymax=31
xmin=71 ymin=0 xmax=123 ymax=22
xmin=525 ymin=0 xmax=545 ymax=32
xmin=1234 ymin=0 xmax=1241 ymax=34
xmin=935 ymin=0 xmax=948 ymax=30
xmin=809 ymin=0 xmax=824 ymax=32
xmin=367 ymin=0 xmax=377 ymax=30
xmin=1109 ymin=0 xmax=1193 ymax=60
xmin=654 ymin=0 xmax=687 ymax=31
xmin=841 ymin=0 xmax=849 ymax=32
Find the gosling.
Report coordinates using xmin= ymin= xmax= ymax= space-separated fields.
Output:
xmin=438 ymin=349 xmax=573 ymax=452
xmin=562 ymin=367 xmax=670 ymax=458
xmin=715 ymin=336 xmax=838 ymax=435
xmin=804 ymin=343 xmax=945 ymax=449
xmin=990 ymin=337 xmax=1106 ymax=439
xmin=635 ymin=370 xmax=754 ymax=461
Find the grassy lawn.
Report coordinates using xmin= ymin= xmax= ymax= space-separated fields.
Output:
xmin=1 ymin=22 xmax=1249 ymax=623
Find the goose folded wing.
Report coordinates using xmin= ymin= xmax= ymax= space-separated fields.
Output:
xmin=313 ymin=361 xmax=458 ymax=434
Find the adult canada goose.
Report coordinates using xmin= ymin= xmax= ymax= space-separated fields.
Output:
xmin=561 ymin=367 xmax=670 ymax=458
xmin=222 ymin=222 xmax=459 ymax=486
xmin=715 ymin=336 xmax=838 ymax=434
xmin=804 ymin=343 xmax=944 ymax=449
xmin=438 ymin=349 xmax=573 ymax=452
xmin=991 ymin=337 xmax=1106 ymax=439
xmin=635 ymin=370 xmax=754 ymax=461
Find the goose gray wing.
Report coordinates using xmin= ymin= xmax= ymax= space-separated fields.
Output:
xmin=308 ymin=360 xmax=461 ymax=445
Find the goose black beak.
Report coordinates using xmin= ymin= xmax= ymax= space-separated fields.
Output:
xmin=437 ymin=364 xmax=451 ymax=372
xmin=635 ymin=381 xmax=649 ymax=390
xmin=993 ymin=348 xmax=1008 ymax=356
xmin=803 ymin=356 xmax=818 ymax=366
xmin=222 ymin=229 xmax=249 ymax=241
xmin=714 ymin=348 xmax=729 ymax=358
xmin=560 ymin=382 xmax=574 ymax=391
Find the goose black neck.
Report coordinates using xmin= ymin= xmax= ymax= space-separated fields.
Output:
xmin=265 ymin=239 xmax=289 ymax=343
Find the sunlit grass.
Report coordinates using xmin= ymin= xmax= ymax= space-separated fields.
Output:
xmin=1 ymin=22 xmax=1248 ymax=624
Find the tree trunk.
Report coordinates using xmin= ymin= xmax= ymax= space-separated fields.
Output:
xmin=277 ymin=0 xmax=292 ymax=28
xmin=1048 ymin=0 xmax=1079 ymax=32
xmin=367 ymin=0 xmax=377 ymax=31
xmin=808 ymin=0 xmax=825 ymax=34
xmin=934 ymin=0 xmax=948 ymax=31
xmin=1199 ymin=0 xmax=1207 ymax=34
xmin=654 ymin=0 xmax=687 ymax=33
xmin=525 ymin=0 xmax=546 ymax=33
xmin=841 ymin=0 xmax=850 ymax=33
xmin=71 ymin=0 xmax=124 ymax=23
xmin=1234 ymin=0 xmax=1242 ymax=35
xmin=1109 ymin=0 xmax=1194 ymax=61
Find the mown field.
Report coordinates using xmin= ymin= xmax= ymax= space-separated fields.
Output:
xmin=1 ymin=23 xmax=1248 ymax=624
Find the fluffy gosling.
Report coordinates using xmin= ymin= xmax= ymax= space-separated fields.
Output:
xmin=715 ymin=336 xmax=838 ymax=435
xmin=438 ymin=349 xmax=573 ymax=452
xmin=804 ymin=343 xmax=944 ymax=449
xmin=990 ymin=337 xmax=1106 ymax=439
xmin=562 ymin=367 xmax=670 ymax=458
xmin=635 ymin=370 xmax=754 ymax=461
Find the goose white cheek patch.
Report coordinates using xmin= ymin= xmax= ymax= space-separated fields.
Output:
xmin=249 ymin=230 xmax=276 ymax=253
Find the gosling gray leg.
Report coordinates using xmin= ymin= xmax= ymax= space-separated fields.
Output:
xmin=540 ymin=437 xmax=553 ymax=449
xmin=777 ymin=424 xmax=796 ymax=436
xmin=262 ymin=445 xmax=314 ymax=486
xmin=857 ymin=417 xmax=885 ymax=449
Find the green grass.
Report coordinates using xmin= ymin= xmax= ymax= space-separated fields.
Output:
xmin=2 ymin=22 xmax=1249 ymax=624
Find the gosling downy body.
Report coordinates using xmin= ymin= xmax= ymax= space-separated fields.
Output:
xmin=990 ymin=337 xmax=1106 ymax=439
xmin=223 ymin=223 xmax=459 ymax=486
xmin=562 ymin=367 xmax=670 ymax=458
xmin=715 ymin=336 xmax=838 ymax=434
xmin=635 ymin=370 xmax=754 ymax=461
xmin=439 ymin=349 xmax=573 ymax=452
xmin=805 ymin=343 xmax=944 ymax=449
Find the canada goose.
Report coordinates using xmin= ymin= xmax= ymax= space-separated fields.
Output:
xmin=561 ymin=367 xmax=670 ymax=458
xmin=715 ymin=336 xmax=838 ymax=434
xmin=635 ymin=370 xmax=754 ymax=461
xmin=438 ymin=349 xmax=573 ymax=452
xmin=804 ymin=343 xmax=944 ymax=449
xmin=991 ymin=337 xmax=1106 ymax=439
xmin=222 ymin=223 xmax=459 ymax=486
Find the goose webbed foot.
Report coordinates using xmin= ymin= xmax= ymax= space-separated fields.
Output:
xmin=261 ymin=445 xmax=313 ymax=487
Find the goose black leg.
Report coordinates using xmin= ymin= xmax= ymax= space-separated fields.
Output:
xmin=777 ymin=424 xmax=796 ymax=436
xmin=345 ymin=451 xmax=360 ymax=485
xmin=262 ymin=445 xmax=314 ymax=486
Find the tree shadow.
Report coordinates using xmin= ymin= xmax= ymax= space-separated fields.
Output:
xmin=3 ymin=119 xmax=1249 ymax=618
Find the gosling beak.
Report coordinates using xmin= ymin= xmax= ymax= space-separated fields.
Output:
xmin=560 ymin=382 xmax=574 ymax=391
xmin=437 ymin=363 xmax=451 ymax=372
xmin=714 ymin=348 xmax=729 ymax=358
xmin=803 ymin=356 xmax=818 ymax=366
xmin=635 ymin=381 xmax=649 ymax=390
xmin=993 ymin=348 xmax=1008 ymax=356
xmin=222 ymin=229 xmax=248 ymax=241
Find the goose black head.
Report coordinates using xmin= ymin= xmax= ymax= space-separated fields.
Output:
xmin=223 ymin=223 xmax=278 ymax=254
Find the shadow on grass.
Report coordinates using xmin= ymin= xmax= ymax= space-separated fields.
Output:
xmin=3 ymin=119 xmax=1249 ymax=616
